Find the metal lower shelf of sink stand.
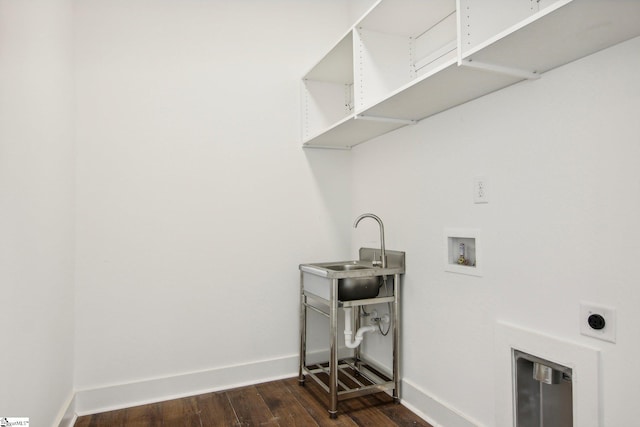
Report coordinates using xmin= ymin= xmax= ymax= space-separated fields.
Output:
xmin=298 ymin=272 xmax=401 ymax=419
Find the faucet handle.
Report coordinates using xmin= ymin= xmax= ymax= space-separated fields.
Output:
xmin=371 ymin=251 xmax=382 ymax=267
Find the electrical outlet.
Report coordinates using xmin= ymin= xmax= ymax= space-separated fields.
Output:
xmin=580 ymin=302 xmax=616 ymax=343
xmin=473 ymin=177 xmax=488 ymax=204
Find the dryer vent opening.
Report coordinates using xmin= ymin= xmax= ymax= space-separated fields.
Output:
xmin=513 ymin=349 xmax=573 ymax=427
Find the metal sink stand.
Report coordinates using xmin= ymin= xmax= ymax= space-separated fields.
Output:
xmin=298 ymin=273 xmax=401 ymax=418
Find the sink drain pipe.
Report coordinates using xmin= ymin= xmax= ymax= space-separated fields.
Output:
xmin=343 ymin=307 xmax=377 ymax=349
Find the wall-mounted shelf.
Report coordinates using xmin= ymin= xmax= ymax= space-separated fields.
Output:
xmin=301 ymin=0 xmax=640 ymax=149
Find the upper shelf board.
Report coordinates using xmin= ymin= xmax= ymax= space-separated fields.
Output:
xmin=463 ymin=0 xmax=640 ymax=74
xmin=302 ymin=114 xmax=408 ymax=149
xmin=362 ymin=58 xmax=524 ymax=121
xmin=359 ymin=0 xmax=456 ymax=37
xmin=303 ymin=0 xmax=457 ymax=83
xmin=304 ymin=31 xmax=354 ymax=84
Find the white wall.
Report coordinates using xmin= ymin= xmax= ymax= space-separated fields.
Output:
xmin=0 ymin=0 xmax=75 ymax=425
xmin=5 ymin=2 xmax=636 ymax=424
xmin=352 ymin=36 xmax=640 ymax=426
xmin=73 ymin=0 xmax=353 ymax=393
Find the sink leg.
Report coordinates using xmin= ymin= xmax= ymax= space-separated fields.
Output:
xmin=392 ymin=273 xmax=401 ymax=401
xmin=299 ymin=271 xmax=306 ymax=386
xmin=329 ymin=278 xmax=339 ymax=417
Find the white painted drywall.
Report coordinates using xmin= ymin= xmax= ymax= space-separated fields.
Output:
xmin=0 ymin=0 xmax=76 ymax=425
xmin=73 ymin=0 xmax=353 ymax=391
xmin=6 ymin=2 xmax=638 ymax=424
xmin=353 ymin=36 xmax=640 ymax=426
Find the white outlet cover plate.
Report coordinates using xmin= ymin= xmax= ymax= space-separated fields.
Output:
xmin=473 ymin=176 xmax=488 ymax=204
xmin=580 ymin=302 xmax=616 ymax=343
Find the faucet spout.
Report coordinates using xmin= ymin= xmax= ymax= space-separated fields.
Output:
xmin=353 ymin=213 xmax=386 ymax=268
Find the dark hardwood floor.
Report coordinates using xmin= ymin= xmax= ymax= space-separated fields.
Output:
xmin=74 ymin=377 xmax=433 ymax=426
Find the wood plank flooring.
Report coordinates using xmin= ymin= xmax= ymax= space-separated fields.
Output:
xmin=74 ymin=377 xmax=433 ymax=426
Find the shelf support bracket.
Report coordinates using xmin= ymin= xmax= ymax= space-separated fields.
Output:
xmin=302 ymin=144 xmax=351 ymax=151
xmin=355 ymin=115 xmax=417 ymax=125
xmin=460 ymin=59 xmax=540 ymax=80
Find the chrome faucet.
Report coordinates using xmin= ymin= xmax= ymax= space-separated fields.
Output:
xmin=353 ymin=213 xmax=386 ymax=268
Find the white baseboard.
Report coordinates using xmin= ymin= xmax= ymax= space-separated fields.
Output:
xmin=54 ymin=392 xmax=77 ymax=427
xmin=73 ymin=353 xmax=299 ymax=416
xmin=354 ymin=352 xmax=482 ymax=427
xmin=401 ymin=378 xmax=483 ymax=427
xmin=60 ymin=351 xmax=482 ymax=427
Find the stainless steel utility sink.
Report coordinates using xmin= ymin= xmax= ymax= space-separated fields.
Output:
xmin=300 ymin=248 xmax=405 ymax=301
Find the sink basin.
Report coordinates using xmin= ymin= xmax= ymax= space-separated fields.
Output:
xmin=324 ymin=263 xmax=370 ymax=272
xmin=339 ymin=274 xmax=381 ymax=301
xmin=323 ymin=262 xmax=381 ymax=301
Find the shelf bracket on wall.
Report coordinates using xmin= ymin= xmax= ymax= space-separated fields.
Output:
xmin=460 ymin=59 xmax=540 ymax=80
xmin=355 ymin=114 xmax=418 ymax=125
xmin=302 ymin=144 xmax=352 ymax=151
